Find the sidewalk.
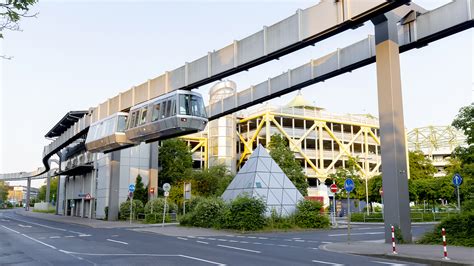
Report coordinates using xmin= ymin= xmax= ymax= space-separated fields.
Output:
xmin=322 ymin=241 xmax=474 ymax=266
xmin=15 ymin=209 xmax=177 ymax=229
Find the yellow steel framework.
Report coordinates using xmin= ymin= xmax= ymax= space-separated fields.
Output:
xmin=236 ymin=111 xmax=381 ymax=182
xmin=180 ymin=136 xmax=208 ymax=169
xmin=407 ymin=126 xmax=466 ymax=156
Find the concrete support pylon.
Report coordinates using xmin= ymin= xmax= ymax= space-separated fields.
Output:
xmin=45 ymin=174 xmax=51 ymax=203
xmin=108 ymin=150 xmax=121 ymax=221
xmin=26 ymin=177 xmax=31 ymax=211
xmin=372 ymin=13 xmax=412 ymax=243
xmin=149 ymin=142 xmax=159 ymax=200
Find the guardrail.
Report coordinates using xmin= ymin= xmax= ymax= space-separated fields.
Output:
xmin=350 ymin=211 xmax=459 ymax=223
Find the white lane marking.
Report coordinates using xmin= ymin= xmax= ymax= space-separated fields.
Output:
xmin=49 ymin=236 xmax=61 ymax=239
xmin=197 ymin=236 xmax=206 ymax=239
xmin=196 ymin=240 xmax=209 ymax=244
xmin=217 ymin=239 xmax=227 ymax=242
xmin=65 ymin=236 xmax=75 ymax=238
xmin=372 ymin=261 xmax=406 ymax=266
xmin=107 ymin=239 xmax=128 ymax=245
xmin=1 ymin=225 xmax=20 ymax=234
xmin=18 ymin=224 xmax=32 ymax=228
xmin=329 ymin=232 xmax=384 ymax=237
xmin=59 ymin=251 xmax=226 ymax=265
xmin=239 ymin=241 xmax=249 ymax=244
xmin=308 ymin=240 xmax=319 ymax=243
xmin=68 ymin=230 xmax=87 ymax=235
xmin=236 ymin=236 xmax=245 ymax=238
xmin=321 ymin=241 xmax=332 ymax=244
xmin=22 ymin=234 xmax=57 ymax=250
xmin=258 ymin=237 xmax=268 ymax=240
xmin=226 ymin=235 xmax=234 ymax=237
xmin=253 ymin=242 xmax=262 ymax=245
xmin=180 ymin=255 xmax=226 ymax=266
xmin=208 ymin=237 xmax=216 ymax=240
xmin=1 ymin=219 xmax=10 ymax=222
xmin=5 ymin=216 xmax=67 ymax=232
xmin=293 ymin=237 xmax=301 ymax=239
xmin=78 ymin=234 xmax=91 ymax=237
xmin=187 ymin=236 xmax=196 ymax=238
xmin=278 ymin=244 xmax=288 ymax=247
xmin=111 ymin=235 xmax=119 ymax=237
xmin=312 ymin=259 xmax=343 ymax=265
xmin=311 ymin=247 xmax=319 ymax=250
xmin=295 ymin=239 xmax=305 ymax=242
xmin=177 ymin=237 xmax=188 ymax=241
xmin=229 ymin=240 xmax=238 ymax=243
xmin=247 ymin=236 xmax=256 ymax=239
xmin=285 ymin=239 xmax=293 ymax=241
xmin=217 ymin=244 xmax=261 ymax=254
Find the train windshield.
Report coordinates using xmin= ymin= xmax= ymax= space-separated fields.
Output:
xmin=117 ymin=115 xmax=128 ymax=132
xmin=179 ymin=94 xmax=206 ymax=118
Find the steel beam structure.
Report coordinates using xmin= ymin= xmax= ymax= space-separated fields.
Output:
xmin=372 ymin=12 xmax=412 ymax=243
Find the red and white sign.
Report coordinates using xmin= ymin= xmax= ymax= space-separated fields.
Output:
xmin=330 ymin=184 xmax=338 ymax=193
xmin=85 ymin=193 xmax=92 ymax=200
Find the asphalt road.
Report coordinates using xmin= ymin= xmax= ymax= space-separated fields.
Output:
xmin=0 ymin=209 xmax=432 ymax=266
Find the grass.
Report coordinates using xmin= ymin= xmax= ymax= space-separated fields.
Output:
xmin=33 ymin=209 xmax=56 ymax=214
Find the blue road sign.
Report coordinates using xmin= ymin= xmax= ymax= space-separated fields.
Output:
xmin=452 ymin=173 xmax=463 ymax=186
xmin=129 ymin=184 xmax=136 ymax=192
xmin=344 ymin=178 xmax=355 ymax=193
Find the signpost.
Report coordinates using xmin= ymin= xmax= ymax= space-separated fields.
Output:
xmin=129 ymin=184 xmax=135 ymax=225
xmin=452 ymin=173 xmax=463 ymax=212
xmin=330 ymin=183 xmax=338 ymax=226
xmin=162 ymin=183 xmax=171 ymax=227
xmin=344 ymin=178 xmax=355 ymax=243
xmin=183 ymin=182 xmax=191 ymax=215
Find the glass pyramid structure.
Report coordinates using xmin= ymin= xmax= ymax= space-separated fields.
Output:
xmin=222 ymin=144 xmax=304 ymax=216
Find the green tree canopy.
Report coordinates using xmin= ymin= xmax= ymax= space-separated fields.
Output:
xmin=37 ymin=177 xmax=58 ymax=202
xmin=133 ymin=175 xmax=148 ymax=204
xmin=192 ymin=165 xmax=233 ymax=197
xmin=328 ymin=157 xmax=364 ymax=200
xmin=452 ymin=104 xmax=474 ymax=145
xmin=268 ymin=134 xmax=308 ymax=196
xmin=158 ymin=139 xmax=193 ymax=189
xmin=0 ymin=181 xmax=9 ymax=203
xmin=408 ymin=150 xmax=437 ymax=180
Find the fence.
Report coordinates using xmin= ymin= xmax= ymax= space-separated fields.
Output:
xmin=350 ymin=211 xmax=458 ymax=223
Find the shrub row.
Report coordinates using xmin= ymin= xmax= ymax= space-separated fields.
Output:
xmin=180 ymin=196 xmax=329 ymax=232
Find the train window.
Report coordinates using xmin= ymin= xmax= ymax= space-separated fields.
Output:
xmin=171 ymin=99 xmax=176 ymax=116
xmin=180 ymin=94 xmax=206 ymax=117
xmin=151 ymin=103 xmax=161 ymax=121
xmin=139 ymin=107 xmax=148 ymax=125
xmin=129 ymin=111 xmax=137 ymax=128
xmin=166 ymin=100 xmax=171 ymax=118
xmin=117 ymin=115 xmax=127 ymax=132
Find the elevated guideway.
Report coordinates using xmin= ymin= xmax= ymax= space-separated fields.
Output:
xmin=38 ymin=0 xmax=408 ymax=175
xmin=0 ymin=167 xmax=58 ymax=181
xmin=207 ymin=0 xmax=474 ymax=119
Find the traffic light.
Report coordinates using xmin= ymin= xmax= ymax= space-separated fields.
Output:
xmin=150 ymin=187 xmax=155 ymax=194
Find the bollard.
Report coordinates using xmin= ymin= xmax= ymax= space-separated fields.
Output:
xmin=442 ymin=228 xmax=450 ymax=260
xmin=391 ymin=225 xmax=398 ymax=254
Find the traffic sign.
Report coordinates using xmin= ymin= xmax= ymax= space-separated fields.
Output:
xmin=330 ymin=184 xmax=338 ymax=193
xmin=85 ymin=193 xmax=92 ymax=200
xmin=452 ymin=173 xmax=463 ymax=186
xmin=163 ymin=183 xmax=171 ymax=192
xmin=344 ymin=179 xmax=355 ymax=192
xmin=164 ymin=191 xmax=169 ymax=197
xmin=129 ymin=184 xmax=135 ymax=192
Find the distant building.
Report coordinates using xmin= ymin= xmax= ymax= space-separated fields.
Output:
xmin=7 ymin=186 xmax=39 ymax=205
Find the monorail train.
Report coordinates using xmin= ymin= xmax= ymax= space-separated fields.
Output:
xmin=85 ymin=112 xmax=135 ymax=153
xmin=125 ymin=90 xmax=208 ymax=143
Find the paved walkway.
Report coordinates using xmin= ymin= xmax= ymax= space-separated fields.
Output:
xmin=16 ymin=209 xmax=177 ymax=229
xmin=323 ymin=241 xmax=474 ymax=265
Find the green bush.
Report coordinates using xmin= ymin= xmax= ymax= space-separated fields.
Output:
xmin=221 ymin=196 xmax=267 ymax=231
xmin=191 ymin=197 xmax=225 ymax=228
xmin=418 ymin=212 xmax=474 ymax=247
xmin=294 ymin=200 xmax=330 ymax=228
xmin=144 ymin=198 xmax=177 ymax=223
xmin=184 ymin=196 xmax=205 ymax=214
xmin=266 ymin=208 xmax=296 ymax=230
xmin=119 ymin=200 xmax=144 ymax=220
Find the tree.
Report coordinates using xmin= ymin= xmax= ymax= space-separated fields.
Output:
xmin=328 ymin=157 xmax=364 ymax=200
xmin=192 ymin=165 xmax=233 ymax=197
xmin=268 ymin=134 xmax=308 ymax=196
xmin=452 ymin=104 xmax=474 ymax=145
xmin=133 ymin=175 xmax=147 ymax=204
xmin=158 ymin=138 xmax=193 ymax=188
xmin=0 ymin=181 xmax=9 ymax=203
xmin=408 ymin=150 xmax=437 ymax=180
xmin=1 ymin=0 xmax=38 ymax=59
xmin=367 ymin=175 xmax=383 ymax=203
xmin=37 ymin=176 xmax=58 ymax=202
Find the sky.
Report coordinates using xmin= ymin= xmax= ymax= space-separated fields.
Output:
xmin=1 ymin=0 xmax=472 ymax=187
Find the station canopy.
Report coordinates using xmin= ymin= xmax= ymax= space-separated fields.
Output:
xmin=45 ymin=111 xmax=88 ymax=138
xmin=222 ymin=144 xmax=304 ymax=216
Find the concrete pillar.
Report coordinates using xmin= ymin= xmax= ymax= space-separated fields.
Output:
xmin=45 ymin=174 xmax=51 ymax=203
xmin=372 ymin=13 xmax=412 ymax=243
xmin=149 ymin=142 xmax=159 ymax=200
xmin=26 ymin=177 xmax=31 ymax=211
xmin=108 ymin=151 xmax=121 ymax=221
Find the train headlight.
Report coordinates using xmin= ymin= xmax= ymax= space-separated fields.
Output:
xmin=181 ymin=118 xmax=187 ymax=122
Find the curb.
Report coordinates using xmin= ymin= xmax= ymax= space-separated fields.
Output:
xmin=357 ymin=253 xmax=472 ymax=266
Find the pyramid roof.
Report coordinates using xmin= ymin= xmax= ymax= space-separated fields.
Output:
xmin=222 ymin=144 xmax=304 ymax=216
